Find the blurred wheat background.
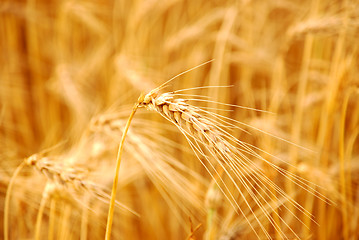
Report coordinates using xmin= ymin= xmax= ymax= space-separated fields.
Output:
xmin=1 ymin=0 xmax=359 ymax=239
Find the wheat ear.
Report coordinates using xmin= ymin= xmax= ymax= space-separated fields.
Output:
xmin=25 ymin=154 xmax=137 ymax=214
xmin=136 ymin=88 xmax=328 ymax=239
xmin=25 ymin=155 xmax=91 ymax=190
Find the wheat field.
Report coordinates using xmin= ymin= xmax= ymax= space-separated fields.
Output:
xmin=1 ymin=0 xmax=359 ymax=239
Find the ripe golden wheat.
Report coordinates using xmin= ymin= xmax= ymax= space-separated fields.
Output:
xmin=2 ymin=1 xmax=358 ymax=239
xmin=103 ymin=78 xmax=329 ymax=239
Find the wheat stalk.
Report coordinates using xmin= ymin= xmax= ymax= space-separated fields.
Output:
xmin=104 ymin=62 xmax=329 ymax=240
xmin=104 ymin=61 xmax=216 ymax=239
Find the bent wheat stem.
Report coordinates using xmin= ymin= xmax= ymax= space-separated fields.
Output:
xmin=105 ymin=103 xmax=139 ymax=240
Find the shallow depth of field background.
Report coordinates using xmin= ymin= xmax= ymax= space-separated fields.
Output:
xmin=1 ymin=0 xmax=358 ymax=239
